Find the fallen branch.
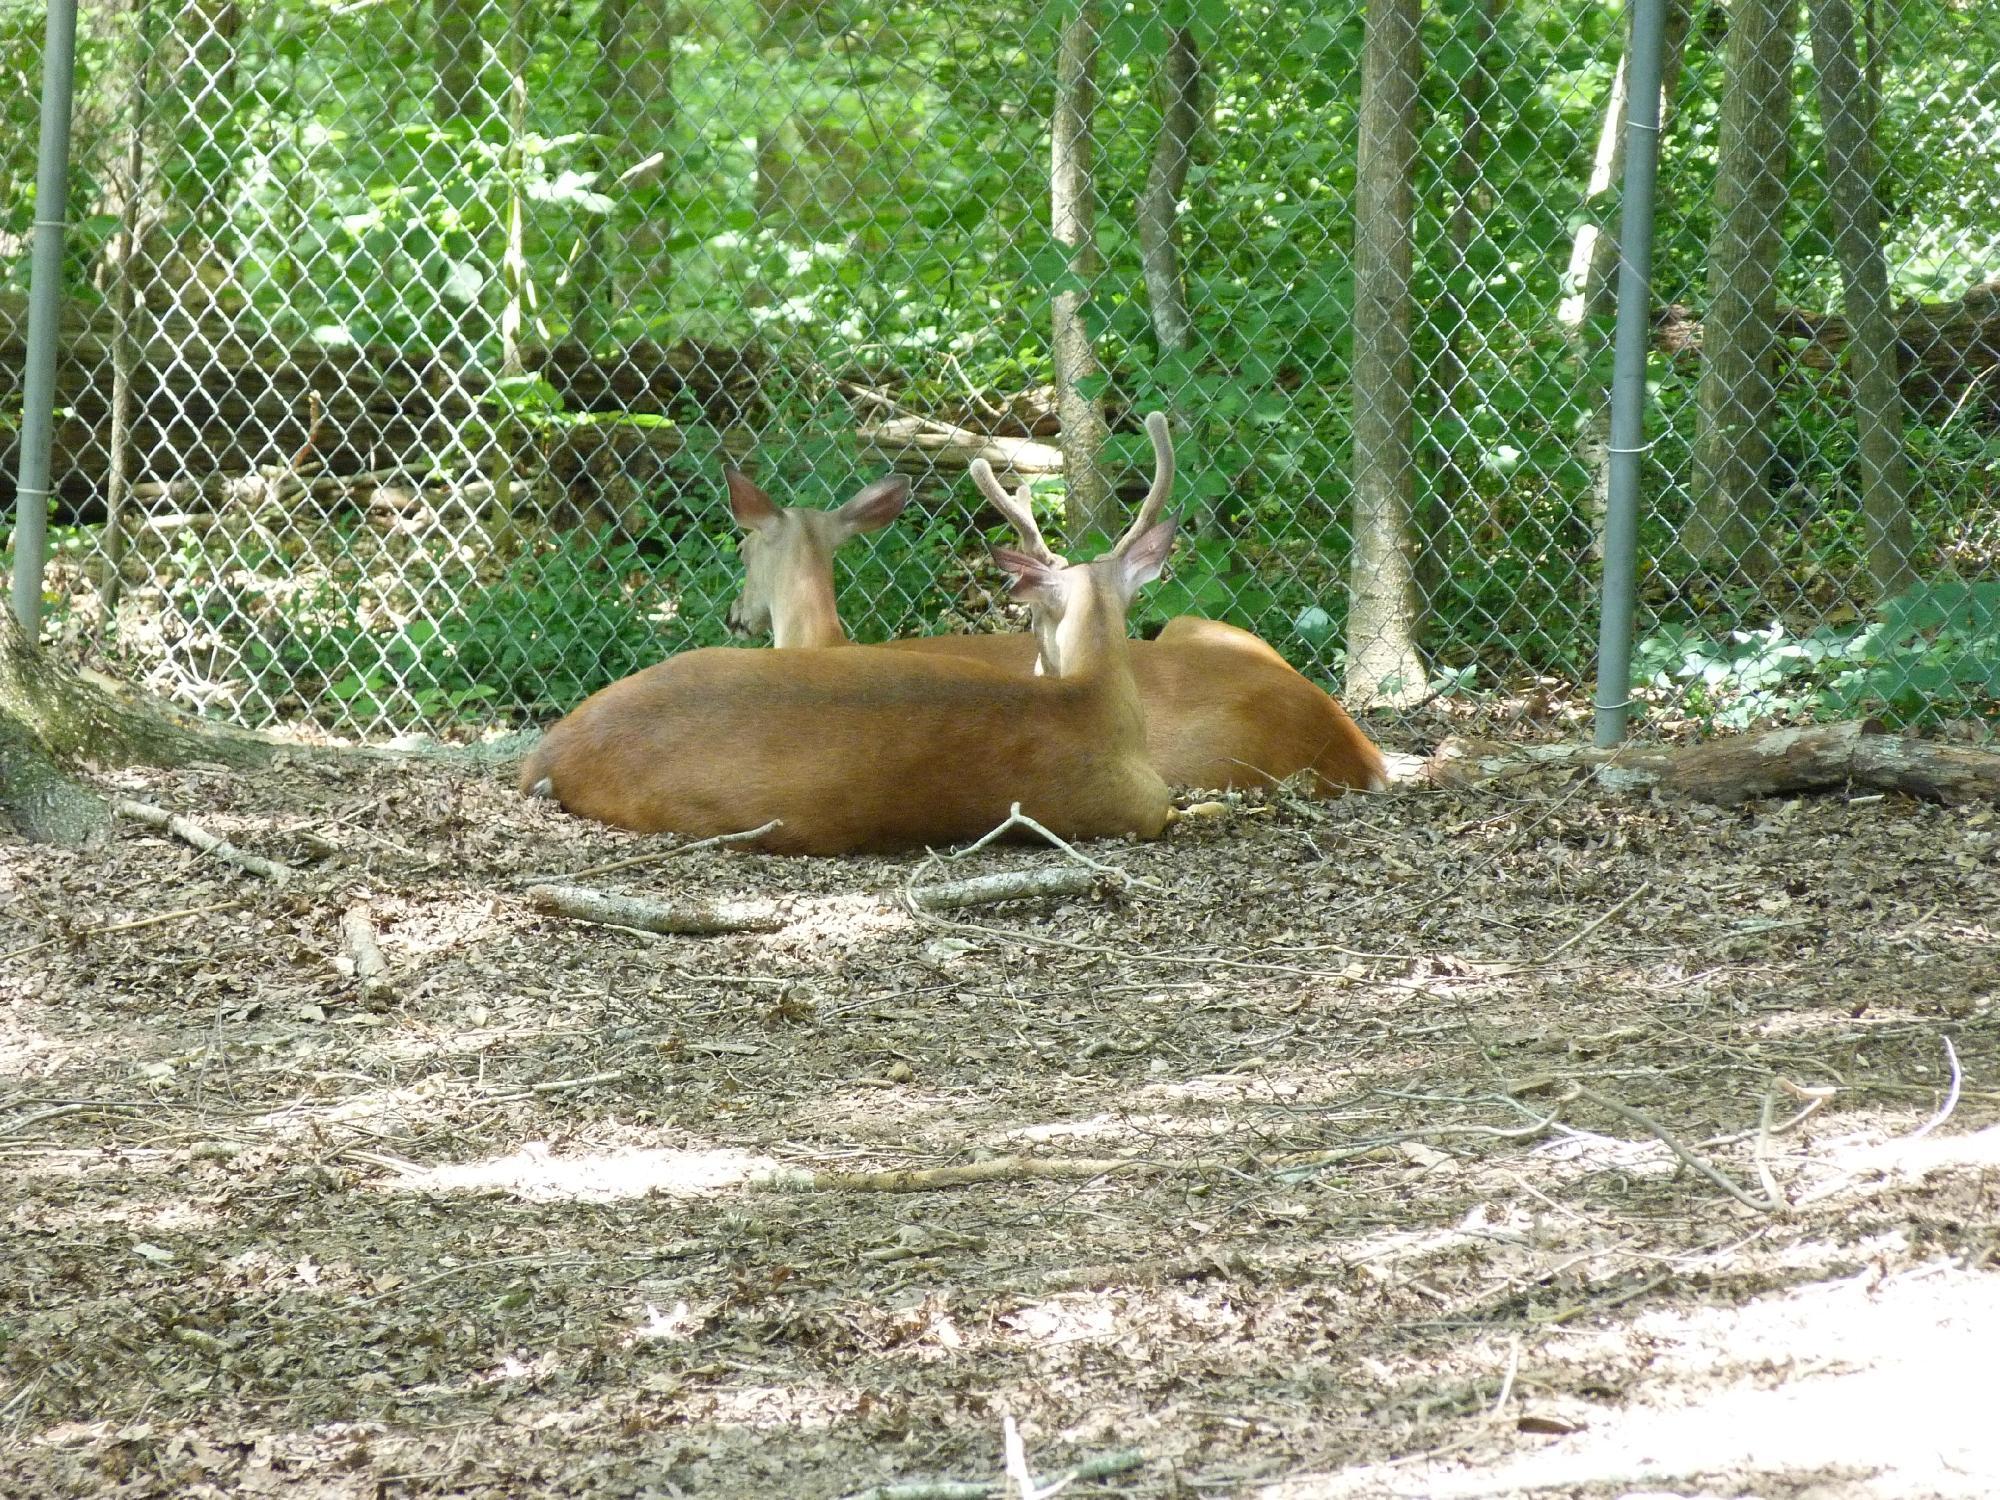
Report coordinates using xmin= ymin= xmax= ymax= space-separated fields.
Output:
xmin=1535 ymin=881 xmax=1653 ymax=962
xmin=527 ymin=883 xmax=792 ymax=936
xmin=1567 ymin=1084 xmax=1782 ymax=1213
xmin=836 ymin=1448 xmax=1146 ymax=1500
xmin=840 ymin=1483 xmax=991 ymax=1500
xmin=907 ymin=866 xmax=1100 ymax=911
xmin=530 ymin=859 xmax=1106 ymax=939
xmin=338 ymin=902 xmax=395 ymax=1008
xmin=115 ymin=800 xmax=296 ymax=883
xmin=856 ymin=416 xmax=1066 ymax=479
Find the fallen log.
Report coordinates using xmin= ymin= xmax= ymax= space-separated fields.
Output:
xmin=1421 ymin=719 xmax=2000 ymax=805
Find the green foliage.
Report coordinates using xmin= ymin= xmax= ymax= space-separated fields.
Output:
xmin=238 ymin=524 xmax=733 ymax=731
xmin=1634 ymin=582 xmax=2000 ymax=731
xmin=6 ymin=0 xmax=1997 ymax=731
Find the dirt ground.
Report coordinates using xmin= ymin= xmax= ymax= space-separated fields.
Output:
xmin=2 ymin=743 xmax=1997 ymax=1499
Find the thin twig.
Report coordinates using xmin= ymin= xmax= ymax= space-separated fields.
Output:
xmin=1905 ymin=1035 xmax=1963 ymax=1142
xmin=1490 ymin=1336 xmax=1521 ymax=1417
xmin=1536 ymin=881 xmax=1652 ymax=963
xmin=512 ymin=819 xmax=783 ymax=886
xmin=0 ymin=896 xmax=249 ymax=963
xmin=1751 ymin=1090 xmax=1780 ymax=1205
xmin=959 ymin=802 xmax=1148 ymax=881
xmin=1002 ymin=1414 xmax=1034 ymax=1500
xmin=1568 ymin=1085 xmax=1782 ymax=1213
xmin=116 ymin=799 xmax=295 ymax=883
xmin=1540 ymin=1271 xmax=1675 ymax=1326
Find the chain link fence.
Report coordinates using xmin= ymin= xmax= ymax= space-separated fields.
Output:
xmin=4 ymin=0 xmax=1997 ymax=738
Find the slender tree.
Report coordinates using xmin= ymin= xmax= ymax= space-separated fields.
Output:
xmin=101 ymin=0 xmax=159 ymax=637
xmin=1347 ymin=0 xmax=1428 ymax=707
xmin=1137 ymin=6 xmax=1203 ymax=365
xmin=157 ymin=0 xmax=242 ymax=330
xmin=1421 ymin=0 xmax=1497 ymax=607
xmin=1808 ymin=0 xmax=1917 ymax=596
xmin=1689 ymin=0 xmax=1795 ymax=577
xmin=433 ymin=0 xmax=488 ymax=123
xmin=1052 ymin=0 xmax=1112 ymax=536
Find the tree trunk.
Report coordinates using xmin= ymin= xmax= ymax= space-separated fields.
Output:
xmin=102 ymin=0 xmax=158 ymax=638
xmin=626 ymin=3 xmax=679 ymax=298
xmin=571 ymin=0 xmax=679 ymax=347
xmin=154 ymin=0 xmax=242 ymax=334
xmin=1420 ymin=0 xmax=1497 ymax=608
xmin=0 ymin=602 xmax=285 ymax=842
xmin=1688 ymin=0 xmax=1795 ymax=576
xmin=1807 ymin=0 xmax=1917 ymax=598
xmin=0 ymin=606 xmax=275 ymax=776
xmin=1562 ymin=0 xmax=1693 ymax=561
xmin=0 ymin=707 xmax=108 ymax=848
xmin=1138 ymin=14 xmax=1202 ymax=363
xmin=1051 ymin=0 xmax=1112 ymax=538
xmin=570 ymin=0 xmax=629 ymax=351
xmin=0 ymin=596 xmax=527 ymax=841
xmin=499 ymin=0 xmax=531 ymax=380
xmin=433 ymin=0 xmax=487 ymax=122
xmin=1346 ymin=0 xmax=1428 ymax=709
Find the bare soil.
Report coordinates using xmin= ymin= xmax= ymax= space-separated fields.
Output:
xmin=3 ymin=751 xmax=1997 ymax=1499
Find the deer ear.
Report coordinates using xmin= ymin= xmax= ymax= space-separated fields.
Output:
xmin=832 ymin=475 xmax=912 ymax=539
xmin=991 ymin=546 xmax=1066 ymax=605
xmin=1116 ymin=517 xmax=1178 ymax=595
xmin=725 ymin=467 xmax=780 ymax=530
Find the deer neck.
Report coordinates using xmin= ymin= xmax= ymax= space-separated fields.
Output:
xmin=1043 ymin=581 xmax=1146 ymax=738
xmin=770 ymin=566 xmax=847 ymax=649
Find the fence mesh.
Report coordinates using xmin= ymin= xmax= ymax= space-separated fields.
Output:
xmin=3 ymin=0 xmax=1997 ymax=738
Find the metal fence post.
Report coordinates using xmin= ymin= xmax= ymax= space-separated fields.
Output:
xmin=9 ymin=0 xmax=82 ymax=638
xmin=1594 ymin=0 xmax=1670 ymax=748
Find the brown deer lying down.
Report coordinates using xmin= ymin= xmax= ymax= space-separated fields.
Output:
xmin=518 ymin=471 xmax=1179 ymax=855
xmin=724 ymin=414 xmax=1385 ymax=796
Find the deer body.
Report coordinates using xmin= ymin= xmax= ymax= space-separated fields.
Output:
xmin=722 ymin=429 xmax=1385 ymax=796
xmin=522 ymin=445 xmax=1180 ymax=855
xmin=874 ymin=622 xmax=1385 ymax=796
xmin=517 ymin=645 xmax=1165 ymax=854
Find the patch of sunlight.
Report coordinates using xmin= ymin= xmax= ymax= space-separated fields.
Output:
xmin=1263 ymin=1260 xmax=2000 ymax=1500
xmin=702 ymin=1381 xmax=841 ymax=1433
xmin=0 ymin=1016 xmax=72 ymax=1076
xmin=1820 ymin=1119 xmax=2000 ymax=1178
xmin=1793 ymin=1122 xmax=2000 ymax=1208
xmin=7 ymin=1188 xmax=221 ymax=1240
xmin=374 ymin=1141 xmax=781 ymax=1202
xmin=1000 ymin=1294 xmax=1122 ymax=1350
xmin=1143 ymin=1070 xmax=1316 ymax=1104
xmin=627 ymin=1299 xmax=704 ymax=1345
xmin=364 ymin=896 xmax=502 ymax=963
xmin=1338 ymin=1208 xmax=1533 ymax=1278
